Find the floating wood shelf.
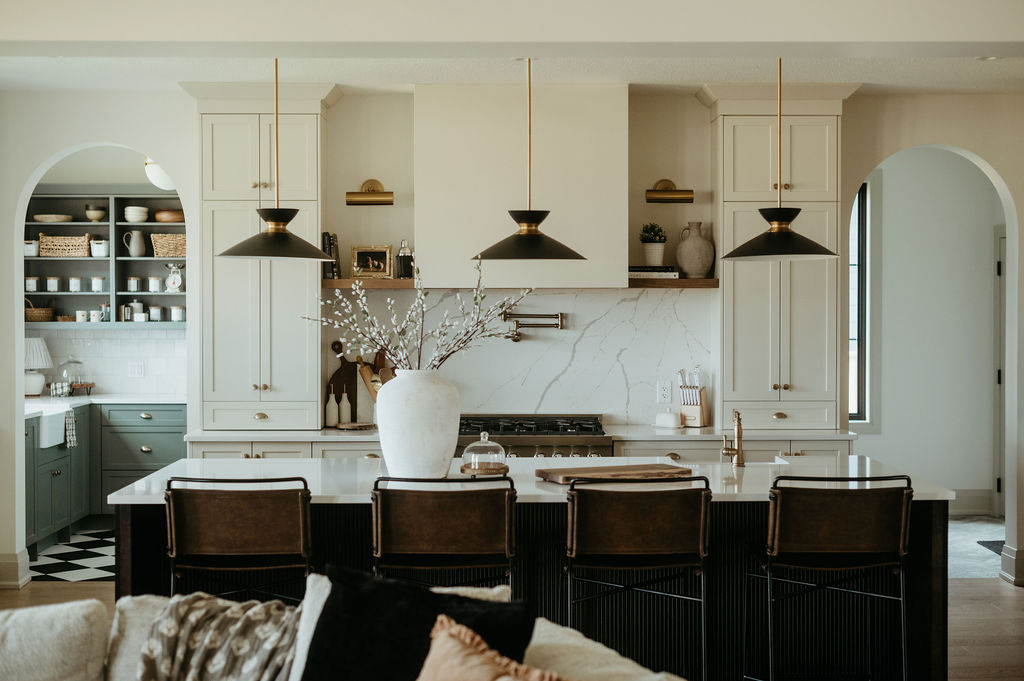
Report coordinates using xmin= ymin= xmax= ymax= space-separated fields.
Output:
xmin=322 ymin=278 xmax=415 ymax=290
xmin=628 ymin=278 xmax=719 ymax=289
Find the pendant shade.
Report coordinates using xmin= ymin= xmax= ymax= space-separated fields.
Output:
xmin=219 ymin=208 xmax=333 ymax=260
xmin=475 ymin=210 xmax=585 ymax=260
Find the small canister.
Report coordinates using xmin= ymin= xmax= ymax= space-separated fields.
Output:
xmin=24 ymin=276 xmax=39 ymax=292
xmin=170 ymin=305 xmax=185 ymax=322
xmin=46 ymin=276 xmax=60 ymax=292
xmin=24 ymin=240 xmax=39 ymax=257
xmin=99 ymin=302 xmax=111 ymax=322
xmin=68 ymin=276 xmax=82 ymax=292
xmin=90 ymin=276 xmax=105 ymax=292
xmin=148 ymin=306 xmax=163 ymax=322
xmin=147 ymin=276 xmax=162 ymax=293
xmin=133 ymin=312 xmax=147 ymax=323
xmin=126 ymin=276 xmax=140 ymax=292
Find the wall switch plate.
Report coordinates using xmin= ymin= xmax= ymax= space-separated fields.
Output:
xmin=656 ymin=380 xmax=671 ymax=404
xmin=127 ymin=360 xmax=145 ymax=378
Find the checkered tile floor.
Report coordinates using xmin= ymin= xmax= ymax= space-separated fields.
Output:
xmin=29 ymin=530 xmax=116 ymax=582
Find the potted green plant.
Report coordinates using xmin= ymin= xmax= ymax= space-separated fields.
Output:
xmin=640 ymin=223 xmax=667 ymax=266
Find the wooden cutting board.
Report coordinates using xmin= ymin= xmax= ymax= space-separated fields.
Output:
xmin=536 ymin=463 xmax=693 ymax=485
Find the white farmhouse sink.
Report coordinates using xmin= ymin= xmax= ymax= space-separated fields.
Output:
xmin=38 ymin=411 xmax=67 ymax=448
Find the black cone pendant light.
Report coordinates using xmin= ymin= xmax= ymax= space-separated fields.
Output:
xmin=219 ymin=59 xmax=332 ymax=261
xmin=474 ymin=59 xmax=585 ymax=261
xmin=721 ymin=59 xmax=838 ymax=261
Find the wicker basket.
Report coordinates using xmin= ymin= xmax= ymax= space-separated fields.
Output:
xmin=151 ymin=233 xmax=186 ymax=258
xmin=25 ymin=298 xmax=54 ymax=322
xmin=39 ymin=233 xmax=90 ymax=258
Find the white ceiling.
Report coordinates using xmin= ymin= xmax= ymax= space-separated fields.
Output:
xmin=1 ymin=54 xmax=1023 ymax=95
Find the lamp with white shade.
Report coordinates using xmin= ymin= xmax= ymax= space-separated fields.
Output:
xmin=24 ymin=338 xmax=52 ymax=397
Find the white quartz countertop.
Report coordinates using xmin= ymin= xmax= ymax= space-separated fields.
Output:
xmin=107 ymin=455 xmax=954 ymax=505
xmin=183 ymin=426 xmax=857 ymax=443
xmin=25 ymin=394 xmax=186 ymax=418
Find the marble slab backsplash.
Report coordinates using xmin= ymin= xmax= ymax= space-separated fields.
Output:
xmin=29 ymin=328 xmax=186 ymax=395
xmin=321 ymin=288 xmax=717 ymax=425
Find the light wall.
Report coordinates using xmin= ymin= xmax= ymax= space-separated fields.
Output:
xmin=0 ymin=89 xmax=200 ymax=587
xmin=852 ymin=147 xmax=1003 ymax=504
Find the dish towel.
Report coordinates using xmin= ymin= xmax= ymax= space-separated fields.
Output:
xmin=64 ymin=409 xmax=77 ymax=448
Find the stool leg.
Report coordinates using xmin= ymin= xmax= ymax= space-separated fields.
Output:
xmin=700 ymin=571 xmax=708 ymax=681
xmin=899 ymin=569 xmax=908 ymax=681
xmin=766 ymin=568 xmax=775 ymax=681
xmin=566 ymin=567 xmax=573 ymax=629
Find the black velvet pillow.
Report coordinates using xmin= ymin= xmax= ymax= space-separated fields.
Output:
xmin=300 ymin=567 xmax=535 ymax=681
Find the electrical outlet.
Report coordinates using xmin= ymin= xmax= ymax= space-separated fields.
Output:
xmin=655 ymin=381 xmax=671 ymax=404
xmin=127 ymin=360 xmax=145 ymax=378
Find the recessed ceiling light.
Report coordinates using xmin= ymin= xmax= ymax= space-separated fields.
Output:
xmin=975 ymin=56 xmax=999 ymax=61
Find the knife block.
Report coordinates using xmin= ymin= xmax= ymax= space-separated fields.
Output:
xmin=679 ymin=387 xmax=710 ymax=427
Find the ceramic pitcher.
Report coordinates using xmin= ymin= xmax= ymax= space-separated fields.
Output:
xmin=676 ymin=222 xmax=715 ymax=279
xmin=122 ymin=230 xmax=145 ymax=257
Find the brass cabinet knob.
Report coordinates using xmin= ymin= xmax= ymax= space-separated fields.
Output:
xmin=783 ymin=182 xmax=792 ymax=190
xmin=772 ymin=412 xmax=788 ymax=420
xmin=140 ymin=412 xmax=152 ymax=420
xmin=260 ymin=182 xmax=270 ymax=188
xmin=772 ymin=383 xmax=780 ymax=390
xmin=253 ymin=453 xmax=263 ymax=459
xmin=666 ymin=452 xmax=681 ymax=461
xmin=140 ymin=446 xmax=152 ymax=453
xmin=261 ymin=384 xmax=270 ymax=391
xmin=781 ymin=384 xmax=791 ymax=391
xmin=772 ymin=183 xmax=778 ymax=190
xmin=253 ymin=412 xmax=268 ymax=420
xmin=243 ymin=453 xmax=251 ymax=458
xmin=251 ymin=182 xmax=259 ymax=189
xmin=252 ymin=384 xmax=259 ymax=391
xmin=364 ymin=453 xmax=380 ymax=459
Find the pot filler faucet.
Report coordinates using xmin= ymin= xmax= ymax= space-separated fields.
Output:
xmin=502 ymin=311 xmax=566 ymax=342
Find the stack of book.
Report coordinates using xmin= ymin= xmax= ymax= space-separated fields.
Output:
xmin=321 ymin=232 xmax=342 ymax=279
xmin=628 ymin=266 xmax=679 ymax=279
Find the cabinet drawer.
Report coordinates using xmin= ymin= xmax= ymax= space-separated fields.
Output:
xmin=101 ymin=470 xmax=154 ymax=514
xmin=37 ymin=442 xmax=66 ymax=466
xmin=101 ymin=404 xmax=186 ymax=427
xmin=203 ymin=402 xmax=319 ymax=430
xmin=723 ymin=401 xmax=837 ymax=429
xmin=189 ymin=442 xmax=252 ymax=459
xmin=613 ymin=442 xmax=722 ymax=463
xmin=102 ymin=428 xmax=185 ymax=467
xmin=313 ymin=443 xmax=382 ymax=460
xmin=252 ymin=442 xmax=312 ymax=458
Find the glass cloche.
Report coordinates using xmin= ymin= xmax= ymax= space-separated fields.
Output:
xmin=55 ymin=356 xmax=92 ymax=396
xmin=460 ymin=432 xmax=509 ymax=476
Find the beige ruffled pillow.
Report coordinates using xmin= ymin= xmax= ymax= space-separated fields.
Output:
xmin=416 ymin=614 xmax=573 ymax=681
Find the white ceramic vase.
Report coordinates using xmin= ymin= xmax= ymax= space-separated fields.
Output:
xmin=642 ymin=242 xmax=665 ymax=266
xmin=676 ymin=222 xmax=715 ymax=278
xmin=376 ymin=369 xmax=460 ymax=478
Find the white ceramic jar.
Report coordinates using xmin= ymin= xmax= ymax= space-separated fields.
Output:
xmin=375 ymin=369 xmax=460 ymax=478
xmin=46 ymin=276 xmax=60 ymax=292
xmin=68 ymin=276 xmax=82 ymax=292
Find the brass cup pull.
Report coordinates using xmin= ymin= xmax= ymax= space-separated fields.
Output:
xmin=253 ymin=412 xmax=268 ymax=421
xmin=140 ymin=412 xmax=153 ymax=420
xmin=364 ymin=453 xmax=381 ymax=459
xmin=782 ymin=383 xmax=791 ymax=391
xmin=261 ymin=384 xmax=269 ymax=391
xmin=253 ymin=453 xmax=262 ymax=459
xmin=772 ymin=383 xmax=780 ymax=390
xmin=772 ymin=412 xmax=788 ymax=420
xmin=140 ymin=446 xmax=152 ymax=453
xmin=666 ymin=452 xmax=681 ymax=461
xmin=243 ymin=453 xmax=251 ymax=459
xmin=260 ymin=182 xmax=270 ymax=188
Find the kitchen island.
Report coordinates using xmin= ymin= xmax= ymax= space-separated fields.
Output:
xmin=110 ymin=456 xmax=950 ymax=681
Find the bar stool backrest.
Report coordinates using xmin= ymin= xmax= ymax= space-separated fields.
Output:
xmin=165 ymin=477 xmax=312 ymax=559
xmin=767 ymin=476 xmax=913 ymax=557
xmin=372 ymin=477 xmax=516 ymax=558
xmin=567 ymin=477 xmax=711 ymax=558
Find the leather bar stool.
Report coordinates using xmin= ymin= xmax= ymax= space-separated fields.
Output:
xmin=371 ymin=476 xmax=516 ymax=589
xmin=164 ymin=476 xmax=312 ymax=603
xmin=565 ymin=476 xmax=712 ymax=681
xmin=745 ymin=475 xmax=913 ymax=681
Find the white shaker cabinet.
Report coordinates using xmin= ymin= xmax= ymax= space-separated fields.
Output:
xmin=722 ymin=203 xmax=838 ymax=405
xmin=313 ymin=443 xmax=383 ymax=460
xmin=723 ymin=115 xmax=838 ymax=202
xmin=201 ymin=202 xmax=321 ymax=428
xmin=202 ymin=114 xmax=319 ymax=202
xmin=188 ymin=441 xmax=313 ymax=458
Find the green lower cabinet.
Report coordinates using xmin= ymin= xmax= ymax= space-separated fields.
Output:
xmin=35 ymin=454 xmax=71 ymax=539
xmin=69 ymin=406 xmax=90 ymax=523
xmin=25 ymin=418 xmax=38 ymax=546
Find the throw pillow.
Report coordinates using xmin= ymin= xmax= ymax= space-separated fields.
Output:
xmin=0 ymin=599 xmax=108 ymax=681
xmin=300 ymin=567 xmax=534 ymax=681
xmin=417 ymin=614 xmax=571 ymax=681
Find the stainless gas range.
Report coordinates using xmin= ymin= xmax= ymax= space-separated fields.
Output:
xmin=457 ymin=414 xmax=614 ymax=458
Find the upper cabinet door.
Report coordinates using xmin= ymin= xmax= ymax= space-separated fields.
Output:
xmin=202 ymin=115 xmax=262 ymax=201
xmin=202 ymin=203 xmax=262 ymax=402
xmin=722 ymin=206 xmax=781 ymax=402
xmin=259 ymin=114 xmax=319 ymax=202
xmin=723 ymin=115 xmax=837 ymax=202
xmin=260 ymin=202 xmax=321 ymax=404
xmin=780 ymin=203 xmax=838 ymax=402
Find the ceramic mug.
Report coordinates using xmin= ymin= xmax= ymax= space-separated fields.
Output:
xmin=89 ymin=310 xmax=101 ymax=323
xmin=75 ymin=310 xmax=87 ymax=322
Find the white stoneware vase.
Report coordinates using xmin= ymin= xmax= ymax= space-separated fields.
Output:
xmin=376 ymin=369 xmax=460 ymax=478
xmin=676 ymin=222 xmax=714 ymax=278
xmin=642 ymin=242 xmax=665 ymax=266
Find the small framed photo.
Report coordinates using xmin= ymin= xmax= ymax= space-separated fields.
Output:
xmin=351 ymin=245 xmax=393 ymax=279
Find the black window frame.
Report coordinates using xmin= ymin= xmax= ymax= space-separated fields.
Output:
xmin=850 ymin=182 xmax=867 ymax=421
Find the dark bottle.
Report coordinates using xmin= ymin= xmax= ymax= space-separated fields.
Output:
xmin=396 ymin=239 xmax=414 ymax=279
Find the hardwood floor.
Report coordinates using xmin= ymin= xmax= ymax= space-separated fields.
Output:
xmin=1 ymin=577 xmax=1023 ymax=677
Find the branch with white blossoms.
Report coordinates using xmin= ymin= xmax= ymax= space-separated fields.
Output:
xmin=309 ymin=264 xmax=531 ymax=370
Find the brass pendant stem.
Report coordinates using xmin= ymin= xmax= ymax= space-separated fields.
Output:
xmin=274 ymin=58 xmax=280 ymax=210
xmin=767 ymin=221 xmax=793 ymax=233
xmin=527 ymin=57 xmax=532 ymax=211
xmin=777 ymin=57 xmax=782 ymax=209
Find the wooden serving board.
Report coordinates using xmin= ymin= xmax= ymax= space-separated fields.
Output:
xmin=536 ymin=463 xmax=693 ymax=485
